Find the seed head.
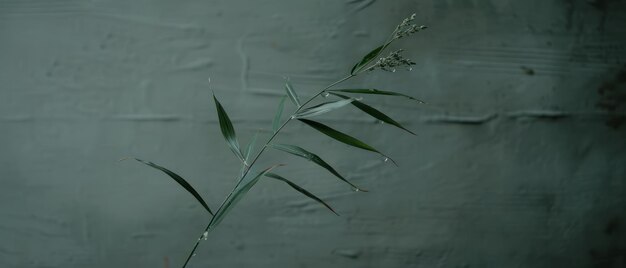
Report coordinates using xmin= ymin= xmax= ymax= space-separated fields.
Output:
xmin=394 ymin=13 xmax=427 ymax=39
xmin=371 ymin=49 xmax=416 ymax=72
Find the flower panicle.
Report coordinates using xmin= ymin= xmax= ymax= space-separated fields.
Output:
xmin=393 ymin=13 xmax=427 ymax=39
xmin=371 ymin=49 xmax=416 ymax=72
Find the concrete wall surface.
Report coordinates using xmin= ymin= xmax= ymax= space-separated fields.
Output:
xmin=1 ymin=0 xmax=625 ymax=267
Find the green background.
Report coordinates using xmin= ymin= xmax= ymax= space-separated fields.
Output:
xmin=1 ymin=0 xmax=625 ymax=267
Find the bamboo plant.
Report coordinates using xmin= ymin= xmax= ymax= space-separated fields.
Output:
xmin=127 ymin=14 xmax=427 ymax=267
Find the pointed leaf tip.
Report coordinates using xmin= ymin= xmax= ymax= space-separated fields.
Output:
xmin=297 ymin=119 xmax=396 ymax=165
xmin=328 ymin=89 xmax=425 ymax=104
xmin=330 ymin=93 xmax=415 ymax=135
xmin=272 ymin=96 xmax=287 ymax=133
xmin=265 ymin=172 xmax=339 ymax=215
xmin=268 ymin=143 xmax=365 ymax=191
xmin=134 ymin=158 xmax=214 ymax=216
xmin=285 ymin=80 xmax=301 ymax=107
xmin=244 ymin=131 xmax=260 ymax=164
xmin=213 ymin=95 xmax=245 ymax=162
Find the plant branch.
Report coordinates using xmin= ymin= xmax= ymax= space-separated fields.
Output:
xmin=180 ymin=73 xmax=356 ymax=268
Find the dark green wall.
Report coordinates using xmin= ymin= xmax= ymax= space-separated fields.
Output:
xmin=1 ymin=0 xmax=625 ymax=267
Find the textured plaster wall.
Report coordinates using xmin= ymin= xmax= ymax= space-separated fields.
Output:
xmin=1 ymin=0 xmax=625 ymax=267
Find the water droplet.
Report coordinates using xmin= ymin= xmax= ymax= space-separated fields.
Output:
xmin=409 ymin=67 xmax=413 ymax=71
xmin=354 ymin=188 xmax=360 ymax=192
xmin=322 ymin=92 xmax=329 ymax=98
xmin=290 ymin=115 xmax=296 ymax=119
xmin=379 ymin=120 xmax=384 ymax=124
xmin=192 ymin=253 xmax=197 ymax=257
xmin=369 ymin=89 xmax=375 ymax=92
xmin=392 ymin=69 xmax=396 ymax=73
xmin=202 ymin=231 xmax=209 ymax=240
xmin=383 ymin=157 xmax=389 ymax=162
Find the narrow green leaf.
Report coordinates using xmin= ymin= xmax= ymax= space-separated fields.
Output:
xmin=264 ymin=172 xmax=339 ymax=215
xmin=213 ymin=94 xmax=245 ymax=162
xmin=298 ymin=119 xmax=397 ymax=166
xmin=351 ymin=44 xmax=385 ymax=75
xmin=272 ymin=96 xmax=287 ymax=133
xmin=294 ymin=98 xmax=354 ymax=119
xmin=328 ymin=89 xmax=425 ymax=103
xmin=285 ymin=81 xmax=301 ymax=107
xmin=239 ymin=131 xmax=260 ymax=177
xmin=210 ymin=165 xmax=282 ymax=229
xmin=268 ymin=144 xmax=365 ymax=191
xmin=330 ymin=93 xmax=415 ymax=135
xmin=244 ymin=131 xmax=259 ymax=163
xmin=134 ymin=158 xmax=214 ymax=216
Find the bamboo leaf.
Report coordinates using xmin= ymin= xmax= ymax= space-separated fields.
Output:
xmin=298 ymin=119 xmax=397 ymax=166
xmin=134 ymin=159 xmax=214 ymax=216
xmin=213 ymin=94 xmax=245 ymax=162
xmin=268 ymin=144 xmax=365 ymax=191
xmin=244 ymin=131 xmax=259 ymax=164
xmin=328 ymin=89 xmax=425 ymax=103
xmin=210 ymin=165 xmax=282 ymax=228
xmin=285 ymin=81 xmax=301 ymax=107
xmin=272 ymin=96 xmax=287 ymax=133
xmin=351 ymin=44 xmax=385 ymax=74
xmin=294 ymin=98 xmax=355 ymax=119
xmin=264 ymin=172 xmax=338 ymax=215
xmin=330 ymin=93 xmax=415 ymax=135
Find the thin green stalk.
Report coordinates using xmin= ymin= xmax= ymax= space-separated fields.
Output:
xmin=181 ymin=73 xmax=356 ymax=268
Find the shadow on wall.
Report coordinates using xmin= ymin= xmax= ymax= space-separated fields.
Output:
xmin=550 ymin=2 xmax=626 ymax=266
xmin=588 ymin=216 xmax=624 ymax=268
xmin=597 ymin=65 xmax=626 ymax=129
